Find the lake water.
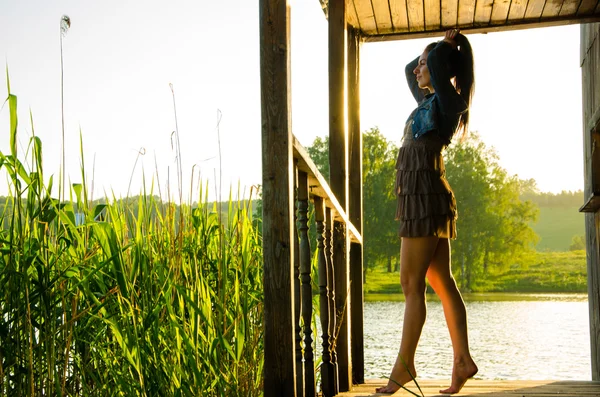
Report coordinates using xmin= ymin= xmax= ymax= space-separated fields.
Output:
xmin=363 ymin=294 xmax=591 ymax=380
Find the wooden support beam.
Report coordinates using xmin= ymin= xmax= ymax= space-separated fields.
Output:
xmin=259 ymin=0 xmax=296 ymax=395
xmin=362 ymin=15 xmax=600 ymax=42
xmin=347 ymin=25 xmax=365 ymax=386
xmin=329 ymin=0 xmax=352 ymax=392
xmin=329 ymin=0 xmax=348 ymax=211
xmin=580 ymin=22 xmax=600 ymax=381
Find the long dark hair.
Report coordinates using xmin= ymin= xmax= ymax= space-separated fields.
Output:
xmin=426 ymin=33 xmax=475 ymax=136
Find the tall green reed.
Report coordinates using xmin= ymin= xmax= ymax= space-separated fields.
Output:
xmin=0 ymin=73 xmax=263 ymax=396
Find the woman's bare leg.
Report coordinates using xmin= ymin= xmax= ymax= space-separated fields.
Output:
xmin=376 ymin=236 xmax=439 ymax=394
xmin=426 ymin=238 xmax=478 ymax=394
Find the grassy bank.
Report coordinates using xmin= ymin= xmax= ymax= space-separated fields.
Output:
xmin=533 ymin=206 xmax=585 ymax=251
xmin=1 ymin=84 xmax=264 ymax=395
xmin=364 ymin=250 xmax=588 ymax=295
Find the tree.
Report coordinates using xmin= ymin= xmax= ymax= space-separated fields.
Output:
xmin=362 ymin=128 xmax=399 ymax=274
xmin=305 ymin=128 xmax=400 ymax=277
xmin=445 ymin=133 xmax=539 ymax=290
xmin=306 ymin=136 xmax=330 ymax=181
xmin=570 ymin=235 xmax=586 ymax=251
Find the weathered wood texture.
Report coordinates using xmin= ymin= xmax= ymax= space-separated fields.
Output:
xmin=347 ymin=25 xmax=365 ymax=386
xmin=298 ymin=171 xmax=316 ymax=396
xmin=293 ymin=167 xmax=303 ymax=397
xmin=336 ymin=379 xmax=600 ymax=396
xmin=326 ymin=207 xmax=340 ymax=395
xmin=292 ymin=135 xmax=366 ymax=394
xmin=259 ymin=0 xmax=296 ymax=395
xmin=333 ymin=221 xmax=351 ymax=392
xmin=389 ymin=0 xmax=410 ymax=33
xmin=329 ymin=0 xmax=348 ymax=213
xmin=293 ymin=137 xmax=362 ymax=244
xmin=580 ymin=22 xmax=600 ymax=381
xmin=340 ymin=0 xmax=600 ymax=41
xmin=316 ymin=198 xmax=337 ymax=397
xmin=329 ymin=0 xmax=353 ymax=392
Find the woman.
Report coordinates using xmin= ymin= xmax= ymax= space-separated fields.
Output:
xmin=376 ymin=29 xmax=478 ymax=395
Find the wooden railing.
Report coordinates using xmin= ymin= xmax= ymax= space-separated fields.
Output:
xmin=259 ymin=1 xmax=362 ymax=395
xmin=291 ymin=136 xmax=363 ymax=397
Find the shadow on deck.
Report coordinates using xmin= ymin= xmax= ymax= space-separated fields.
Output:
xmin=337 ymin=379 xmax=600 ymax=396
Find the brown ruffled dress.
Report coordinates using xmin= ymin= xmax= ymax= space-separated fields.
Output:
xmin=395 ymin=115 xmax=457 ymax=239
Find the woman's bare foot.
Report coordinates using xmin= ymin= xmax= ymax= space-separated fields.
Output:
xmin=375 ymin=360 xmax=417 ymax=394
xmin=439 ymin=358 xmax=478 ymax=394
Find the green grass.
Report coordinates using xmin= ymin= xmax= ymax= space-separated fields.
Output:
xmin=1 ymin=77 xmax=264 ymax=396
xmin=484 ymin=250 xmax=587 ymax=292
xmin=532 ymin=206 xmax=585 ymax=251
xmin=365 ymin=292 xmax=588 ymax=302
xmin=363 ymin=268 xmax=402 ymax=294
xmin=365 ymin=250 xmax=587 ymax=295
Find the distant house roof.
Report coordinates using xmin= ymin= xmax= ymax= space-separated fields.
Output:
xmin=318 ymin=0 xmax=600 ymax=41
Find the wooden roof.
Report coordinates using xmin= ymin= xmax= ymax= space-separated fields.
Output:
xmin=318 ymin=0 xmax=600 ymax=41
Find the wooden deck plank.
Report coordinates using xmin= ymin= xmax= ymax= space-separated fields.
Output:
xmin=559 ymin=0 xmax=582 ymax=15
xmin=507 ymin=0 xmax=529 ymax=19
xmin=337 ymin=379 xmax=600 ymax=396
xmin=347 ymin=0 xmax=362 ymax=30
xmin=372 ymin=0 xmax=395 ymax=33
xmin=578 ymin=0 xmax=599 ymax=15
xmin=441 ymin=0 xmax=459 ymax=27
xmin=407 ymin=0 xmax=426 ymax=31
xmin=541 ymin=0 xmax=565 ymax=18
xmin=489 ymin=0 xmax=512 ymax=25
xmin=424 ymin=0 xmax=442 ymax=30
xmin=389 ymin=0 xmax=410 ymax=32
xmin=354 ymin=0 xmax=378 ymax=34
xmin=458 ymin=0 xmax=477 ymax=26
xmin=473 ymin=0 xmax=494 ymax=25
xmin=524 ymin=0 xmax=546 ymax=18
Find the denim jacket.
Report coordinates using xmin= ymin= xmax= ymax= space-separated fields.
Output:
xmin=405 ymin=41 xmax=467 ymax=144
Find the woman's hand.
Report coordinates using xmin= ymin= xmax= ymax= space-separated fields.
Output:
xmin=443 ymin=29 xmax=459 ymax=49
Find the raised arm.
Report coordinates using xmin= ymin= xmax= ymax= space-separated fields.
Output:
xmin=405 ymin=56 xmax=427 ymax=104
xmin=427 ymin=41 xmax=467 ymax=115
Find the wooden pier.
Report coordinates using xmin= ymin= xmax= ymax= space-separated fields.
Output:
xmin=259 ymin=0 xmax=600 ymax=396
xmin=339 ymin=380 xmax=600 ymax=396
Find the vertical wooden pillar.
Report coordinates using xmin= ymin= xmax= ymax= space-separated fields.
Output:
xmin=298 ymin=172 xmax=316 ymax=396
xmin=326 ymin=207 xmax=340 ymax=394
xmin=347 ymin=25 xmax=364 ymax=385
xmin=580 ymin=22 xmax=600 ymax=381
xmin=293 ymin=166 xmax=304 ymax=397
xmin=328 ymin=0 xmax=351 ymax=391
xmin=260 ymin=0 xmax=296 ymax=395
xmin=328 ymin=2 xmax=348 ymax=210
xmin=316 ymin=198 xmax=338 ymax=397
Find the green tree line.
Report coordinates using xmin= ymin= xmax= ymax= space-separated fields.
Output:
xmin=306 ymin=128 xmax=540 ymax=291
xmin=520 ymin=185 xmax=584 ymax=207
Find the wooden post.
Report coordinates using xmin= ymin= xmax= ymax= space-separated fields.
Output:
xmin=298 ymin=171 xmax=316 ymax=396
xmin=316 ymin=198 xmax=336 ymax=397
xmin=294 ymin=165 xmax=304 ymax=397
xmin=328 ymin=1 xmax=348 ymax=210
xmin=347 ymin=25 xmax=364 ymax=385
xmin=580 ymin=22 xmax=600 ymax=380
xmin=328 ymin=0 xmax=352 ymax=391
xmin=260 ymin=0 xmax=296 ymax=395
xmin=326 ymin=207 xmax=340 ymax=394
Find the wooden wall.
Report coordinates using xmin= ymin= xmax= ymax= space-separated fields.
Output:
xmin=581 ymin=22 xmax=600 ymax=381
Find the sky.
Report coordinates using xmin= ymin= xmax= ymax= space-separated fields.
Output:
xmin=0 ymin=0 xmax=584 ymax=202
